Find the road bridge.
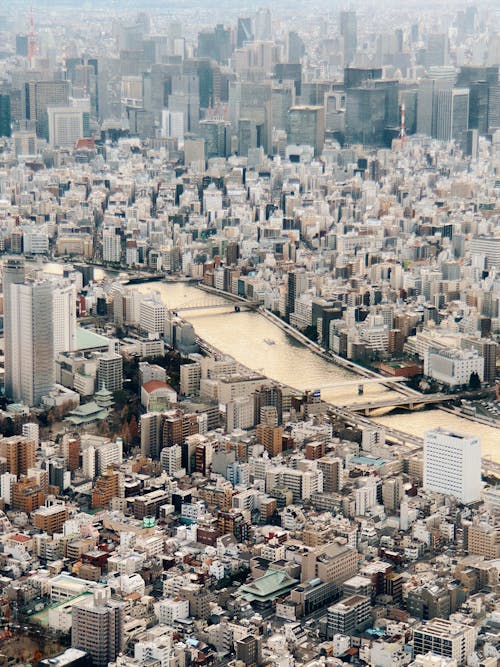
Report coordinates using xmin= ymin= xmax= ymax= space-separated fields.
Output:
xmin=342 ymin=392 xmax=459 ymax=415
xmin=169 ymin=295 xmax=259 ymax=313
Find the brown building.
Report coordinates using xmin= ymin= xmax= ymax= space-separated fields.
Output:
xmin=0 ymin=435 xmax=36 ymax=476
xmin=305 ymin=441 xmax=326 ymax=460
xmin=318 ymin=457 xmax=342 ymax=493
xmin=163 ymin=411 xmax=199 ymax=447
xmin=256 ymin=424 xmax=283 ymax=457
xmin=11 ymin=477 xmax=46 ymax=512
xmin=302 ymin=543 xmax=359 ymax=584
xmin=32 ymin=503 xmax=69 ymax=534
xmin=91 ymin=468 xmax=120 ymax=509
xmin=463 ymin=519 xmax=500 ymax=559
xmin=62 ymin=437 xmax=80 ymax=471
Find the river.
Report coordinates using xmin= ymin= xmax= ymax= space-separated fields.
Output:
xmin=131 ymin=281 xmax=499 ymax=464
xmin=38 ymin=263 xmax=499 ymax=464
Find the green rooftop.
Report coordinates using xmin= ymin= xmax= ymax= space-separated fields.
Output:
xmin=237 ymin=569 xmax=299 ymax=603
xmin=76 ymin=327 xmax=112 ymax=351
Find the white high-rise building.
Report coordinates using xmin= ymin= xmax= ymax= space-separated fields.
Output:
xmin=8 ymin=280 xmax=54 ymax=406
xmin=102 ymin=229 xmax=122 ymax=263
xmin=47 ymin=106 xmax=84 ymax=148
xmin=53 ymin=283 xmax=77 ymax=353
xmin=161 ymin=109 xmax=184 ymax=144
xmin=423 ymin=428 xmax=482 ymax=504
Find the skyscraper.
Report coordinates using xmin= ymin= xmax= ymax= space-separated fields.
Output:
xmin=0 ymin=93 xmax=11 ymax=137
xmin=72 ymin=587 xmax=125 ymax=667
xmin=423 ymin=428 xmax=481 ymax=504
xmin=3 ymin=258 xmax=25 ymax=400
xmin=435 ymin=88 xmax=469 ymax=142
xmin=340 ymin=11 xmax=357 ymax=65
xmin=52 ymin=283 xmax=77 ymax=354
xmin=8 ymin=280 xmax=54 ymax=406
xmin=286 ymin=105 xmax=325 ymax=156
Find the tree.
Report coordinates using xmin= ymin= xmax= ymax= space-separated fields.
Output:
xmin=469 ymin=371 xmax=481 ymax=390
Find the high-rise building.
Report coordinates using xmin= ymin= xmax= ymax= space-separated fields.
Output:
xmin=254 ymin=8 xmax=271 ymax=41
xmin=237 ymin=17 xmax=253 ymax=48
xmin=340 ymin=11 xmax=357 ymax=65
xmin=47 ymin=107 xmax=84 ymax=148
xmin=424 ymin=34 xmax=449 ymax=67
xmin=0 ymin=435 xmax=36 ymax=477
xmin=286 ymin=105 xmax=325 ymax=156
xmin=423 ymin=428 xmax=481 ymax=504
xmin=3 ymin=258 xmax=25 ymax=399
xmin=435 ymin=88 xmax=469 ymax=142
xmin=25 ymin=80 xmax=70 ymax=138
xmin=7 ymin=280 xmax=54 ymax=406
xmin=72 ymin=587 xmax=125 ymax=667
xmin=53 ymin=283 xmax=77 ymax=354
xmin=97 ymin=353 xmax=123 ymax=393
xmin=0 ymin=93 xmax=11 ymax=137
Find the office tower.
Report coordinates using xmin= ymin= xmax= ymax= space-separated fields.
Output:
xmin=286 ymin=106 xmax=325 ymax=155
xmin=0 ymin=94 xmax=11 ymax=137
xmin=457 ymin=66 xmax=499 ymax=134
xmin=424 ymin=34 xmax=449 ymax=67
xmin=25 ymin=80 xmax=70 ymax=138
xmin=435 ymin=88 xmax=469 ymax=142
xmin=72 ymin=587 xmax=125 ymax=667
xmin=97 ymin=353 xmax=123 ymax=393
xmin=199 ymin=119 xmax=230 ymax=158
xmin=237 ymin=17 xmax=253 ymax=48
xmin=198 ymin=25 xmax=232 ymax=64
xmin=255 ymin=8 xmax=271 ymax=41
xmin=47 ymin=107 xmax=84 ymax=148
xmin=52 ymin=283 xmax=77 ymax=354
xmin=413 ymin=619 xmax=476 ymax=665
xmin=416 ymin=78 xmax=437 ymax=136
xmin=274 ymin=63 xmax=302 ymax=96
xmin=344 ymin=67 xmax=383 ymax=90
xmin=16 ymin=34 xmax=29 ymax=56
xmin=462 ymin=129 xmax=479 ymax=159
xmin=254 ymin=385 xmax=283 ymax=425
xmin=7 ymin=280 xmax=54 ymax=406
xmin=423 ymin=428 xmax=481 ymax=504
xmin=287 ymin=270 xmax=308 ymax=319
xmin=103 ymin=229 xmax=122 ymax=263
xmin=340 ymin=11 xmax=357 ymax=65
xmin=346 ymin=85 xmax=385 ymax=146
xmin=230 ymin=81 xmax=272 ymax=155
xmin=288 ymin=31 xmax=305 ymax=64
xmin=161 ymin=109 xmax=184 ymax=143
xmin=168 ymin=73 xmax=200 ymax=133
xmin=487 ymin=85 xmax=500 ymax=130
xmin=3 ymin=258 xmax=25 ymax=399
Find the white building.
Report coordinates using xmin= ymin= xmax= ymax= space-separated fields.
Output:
xmin=425 ymin=347 xmax=484 ymax=387
xmin=53 ymin=283 xmax=77 ymax=354
xmin=103 ymin=230 xmax=122 ymax=264
xmin=47 ymin=107 xmax=84 ymax=148
xmin=140 ymin=298 xmax=166 ymax=335
xmin=423 ymin=428 xmax=482 ymax=504
xmin=154 ymin=597 xmax=189 ymax=625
